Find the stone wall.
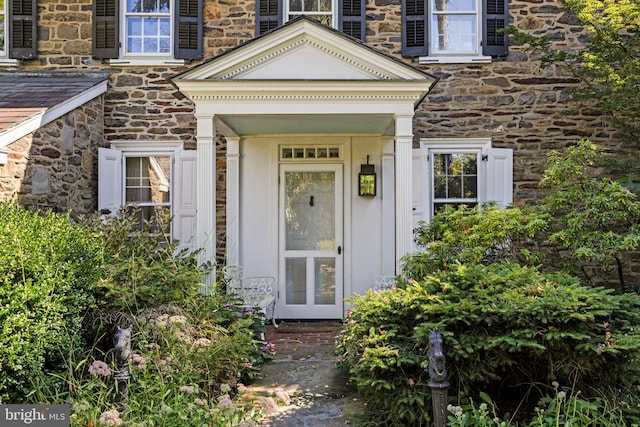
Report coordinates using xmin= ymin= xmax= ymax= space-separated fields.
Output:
xmin=6 ymin=0 xmax=626 ymax=257
xmin=0 ymin=97 xmax=104 ymax=215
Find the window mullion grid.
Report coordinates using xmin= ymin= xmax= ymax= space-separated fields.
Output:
xmin=123 ymin=0 xmax=172 ymax=56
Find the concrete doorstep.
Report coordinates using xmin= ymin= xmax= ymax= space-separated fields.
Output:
xmin=246 ymin=322 xmax=367 ymax=426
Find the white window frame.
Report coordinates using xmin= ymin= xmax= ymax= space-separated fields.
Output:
xmin=0 ymin=1 xmax=6 ymax=57
xmin=283 ymin=0 xmax=339 ymax=28
xmin=108 ymin=0 xmax=187 ymax=66
xmin=120 ymin=0 xmax=173 ymax=59
xmin=413 ymin=137 xmax=512 ymax=225
xmin=98 ymin=141 xmax=197 ymax=252
xmin=0 ymin=2 xmax=17 ymax=65
xmin=419 ymin=0 xmax=491 ymax=64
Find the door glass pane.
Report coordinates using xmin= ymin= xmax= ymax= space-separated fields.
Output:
xmin=286 ymin=258 xmax=306 ymax=304
xmin=315 ymin=258 xmax=335 ymax=305
xmin=285 ymin=171 xmax=336 ymax=251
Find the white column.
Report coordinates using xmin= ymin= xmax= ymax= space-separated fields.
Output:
xmin=381 ymin=137 xmax=396 ymax=275
xmin=394 ymin=114 xmax=414 ymax=270
xmin=226 ymin=137 xmax=240 ymax=267
xmin=195 ymin=112 xmax=216 ymax=291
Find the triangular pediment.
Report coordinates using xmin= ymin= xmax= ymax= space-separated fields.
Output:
xmin=173 ymin=17 xmax=434 ymax=82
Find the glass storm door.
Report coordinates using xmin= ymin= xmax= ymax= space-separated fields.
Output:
xmin=279 ymin=164 xmax=343 ymax=319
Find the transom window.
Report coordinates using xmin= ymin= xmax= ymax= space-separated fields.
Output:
xmin=124 ymin=0 xmax=171 ymax=55
xmin=280 ymin=145 xmax=342 ymax=161
xmin=432 ymin=152 xmax=478 ymax=213
xmin=286 ymin=0 xmax=335 ymax=27
xmin=431 ymin=0 xmax=479 ymax=55
xmin=124 ymin=155 xmax=172 ymax=232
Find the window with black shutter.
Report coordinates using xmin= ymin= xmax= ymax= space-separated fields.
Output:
xmin=256 ymin=0 xmax=281 ymax=36
xmin=93 ymin=0 xmax=118 ymax=59
xmin=402 ymin=0 xmax=427 ymax=56
xmin=256 ymin=0 xmax=365 ymax=41
xmin=175 ymin=0 xmax=203 ymax=59
xmin=8 ymin=0 xmax=37 ymax=59
xmin=92 ymin=0 xmax=202 ymax=61
xmin=482 ymin=0 xmax=508 ymax=57
xmin=402 ymin=0 xmax=508 ymax=59
xmin=339 ymin=0 xmax=365 ymax=41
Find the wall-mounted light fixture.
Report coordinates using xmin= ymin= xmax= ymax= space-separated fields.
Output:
xmin=358 ymin=155 xmax=376 ymax=197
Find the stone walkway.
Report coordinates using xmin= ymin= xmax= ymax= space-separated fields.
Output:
xmin=246 ymin=321 xmax=367 ymax=426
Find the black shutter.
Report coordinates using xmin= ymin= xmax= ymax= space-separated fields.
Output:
xmin=339 ymin=0 xmax=365 ymax=41
xmin=402 ymin=0 xmax=427 ymax=57
xmin=175 ymin=0 xmax=202 ymax=59
xmin=8 ymin=0 xmax=37 ymax=59
xmin=256 ymin=0 xmax=282 ymax=36
xmin=482 ymin=0 xmax=508 ymax=56
xmin=93 ymin=0 xmax=119 ymax=59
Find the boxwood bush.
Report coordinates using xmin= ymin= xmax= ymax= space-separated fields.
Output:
xmin=0 ymin=202 xmax=100 ymax=402
xmin=336 ymin=262 xmax=640 ymax=425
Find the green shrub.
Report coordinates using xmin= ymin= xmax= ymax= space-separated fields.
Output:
xmin=408 ymin=203 xmax=546 ymax=280
xmin=0 ymin=202 xmax=100 ymax=402
xmin=83 ymin=209 xmax=205 ymax=314
xmin=336 ymin=263 xmax=640 ymax=425
xmin=30 ymin=292 xmax=272 ymax=426
xmin=409 ymin=141 xmax=640 ymax=291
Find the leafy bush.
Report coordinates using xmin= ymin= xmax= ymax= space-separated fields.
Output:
xmin=536 ymin=141 xmax=640 ymax=291
xmin=447 ymin=387 xmax=632 ymax=427
xmin=409 ymin=140 xmax=640 ymax=291
xmin=83 ymin=210 xmax=205 ymax=314
xmin=335 ymin=263 xmax=640 ymax=425
xmin=0 ymin=202 xmax=100 ymax=402
xmin=409 ymin=203 xmax=546 ymax=279
xmin=30 ymin=292 xmax=274 ymax=426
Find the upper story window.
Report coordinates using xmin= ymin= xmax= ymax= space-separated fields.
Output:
xmin=402 ymin=0 xmax=508 ymax=62
xmin=256 ymin=0 xmax=365 ymax=41
xmin=124 ymin=0 xmax=171 ymax=56
xmin=0 ymin=0 xmax=37 ymax=61
xmin=93 ymin=0 xmax=202 ymax=64
xmin=286 ymin=0 xmax=335 ymax=27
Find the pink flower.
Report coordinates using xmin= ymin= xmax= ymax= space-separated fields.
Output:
xmin=260 ymin=397 xmax=278 ymax=415
xmin=260 ymin=343 xmax=275 ymax=352
xmin=218 ymin=395 xmax=234 ymax=409
xmin=89 ymin=360 xmax=112 ymax=377
xmin=98 ymin=409 xmax=122 ymax=426
xmin=244 ymin=362 xmax=253 ymax=369
xmin=179 ymin=385 xmax=195 ymax=393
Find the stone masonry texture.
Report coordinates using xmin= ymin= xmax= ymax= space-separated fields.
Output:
xmin=2 ymin=0 xmax=629 ymax=259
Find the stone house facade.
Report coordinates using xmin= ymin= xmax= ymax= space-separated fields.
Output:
xmin=0 ymin=0 xmax=621 ymax=318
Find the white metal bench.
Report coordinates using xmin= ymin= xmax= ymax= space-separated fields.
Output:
xmin=223 ymin=266 xmax=278 ymax=337
xmin=373 ymin=275 xmax=396 ymax=291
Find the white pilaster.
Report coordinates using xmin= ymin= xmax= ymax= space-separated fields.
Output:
xmin=226 ymin=137 xmax=241 ymax=267
xmin=394 ymin=114 xmax=414 ymax=270
xmin=381 ymin=137 xmax=396 ymax=275
xmin=195 ymin=112 xmax=216 ymax=291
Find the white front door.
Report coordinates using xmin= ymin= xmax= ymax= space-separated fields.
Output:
xmin=278 ymin=164 xmax=344 ymax=319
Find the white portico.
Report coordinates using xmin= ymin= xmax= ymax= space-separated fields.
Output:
xmin=172 ymin=17 xmax=435 ymax=319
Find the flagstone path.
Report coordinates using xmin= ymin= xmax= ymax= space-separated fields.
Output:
xmin=246 ymin=321 xmax=367 ymax=426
